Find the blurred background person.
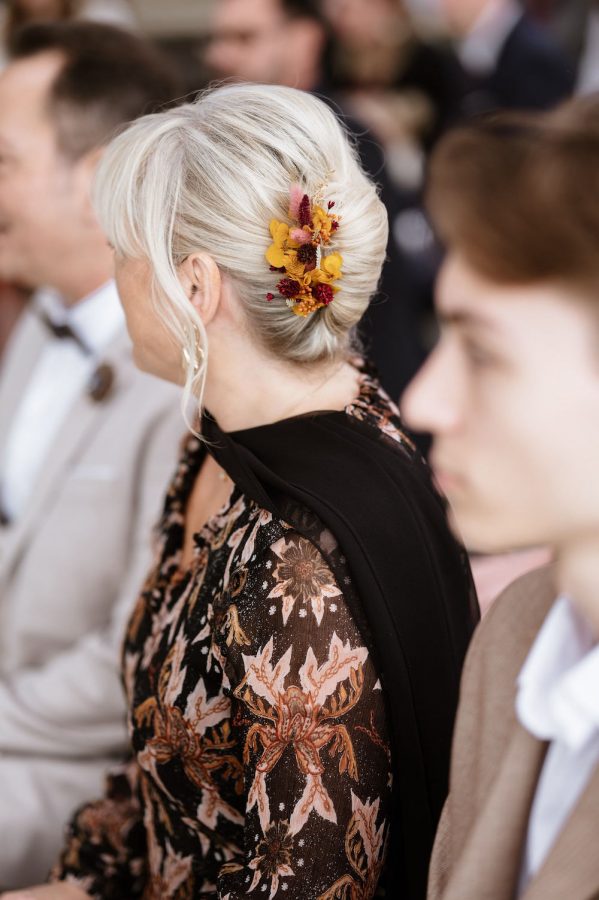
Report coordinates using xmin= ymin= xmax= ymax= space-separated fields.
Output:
xmin=318 ymin=0 xmax=467 ymax=438
xmin=204 ymin=0 xmax=431 ymax=403
xmin=0 ymin=0 xmax=138 ymax=354
xmin=0 ymin=0 xmax=138 ymax=66
xmin=204 ymin=0 xmax=326 ymax=92
xmin=525 ymin=0 xmax=591 ymax=66
xmin=321 ymin=0 xmax=464 ymax=151
xmin=0 ymin=22 xmax=184 ymax=888
xmin=409 ymin=0 xmax=576 ymax=115
xmin=577 ymin=0 xmax=599 ymax=92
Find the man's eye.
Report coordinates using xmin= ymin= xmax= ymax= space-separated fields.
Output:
xmin=462 ymin=338 xmax=496 ymax=368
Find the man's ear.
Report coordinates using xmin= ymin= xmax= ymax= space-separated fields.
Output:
xmin=179 ymin=253 xmax=222 ymax=325
xmin=75 ymin=145 xmax=105 ymax=227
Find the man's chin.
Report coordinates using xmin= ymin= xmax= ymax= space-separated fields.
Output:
xmin=0 ymin=251 xmax=32 ymax=288
xmin=457 ymin=523 xmax=528 ymax=557
xmin=446 ymin=506 xmax=509 ymax=556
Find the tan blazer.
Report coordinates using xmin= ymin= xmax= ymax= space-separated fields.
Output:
xmin=428 ymin=565 xmax=599 ymax=900
xmin=0 ymin=307 xmax=183 ymax=887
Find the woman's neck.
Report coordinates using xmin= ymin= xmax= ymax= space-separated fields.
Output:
xmin=203 ymin=352 xmax=361 ymax=433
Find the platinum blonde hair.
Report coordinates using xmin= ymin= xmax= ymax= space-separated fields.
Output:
xmin=94 ymin=83 xmax=389 ymax=415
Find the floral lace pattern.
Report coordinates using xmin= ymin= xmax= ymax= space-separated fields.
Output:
xmin=52 ymin=372 xmax=407 ymax=898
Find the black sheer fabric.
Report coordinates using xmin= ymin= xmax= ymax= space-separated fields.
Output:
xmin=202 ymin=390 xmax=478 ymax=898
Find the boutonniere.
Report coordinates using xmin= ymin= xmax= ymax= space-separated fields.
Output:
xmin=87 ymin=363 xmax=115 ymax=403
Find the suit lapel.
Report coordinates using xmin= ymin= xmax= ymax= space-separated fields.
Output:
xmin=524 ymin=761 xmax=599 ymax=900
xmin=0 ymin=311 xmax=47 ymax=464
xmin=444 ymin=724 xmax=548 ymax=900
xmin=0 ymin=332 xmax=132 ymax=585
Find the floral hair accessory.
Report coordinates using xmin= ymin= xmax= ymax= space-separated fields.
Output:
xmin=265 ymin=184 xmax=342 ymax=317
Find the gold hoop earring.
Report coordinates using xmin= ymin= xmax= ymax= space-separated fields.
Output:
xmin=181 ymin=325 xmax=204 ymax=377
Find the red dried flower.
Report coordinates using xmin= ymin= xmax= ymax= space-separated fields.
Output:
xmin=266 ymin=292 xmax=275 ymax=301
xmin=277 ymin=278 xmax=301 ymax=298
xmin=331 ymin=220 xmax=339 ymax=231
xmin=298 ymin=194 xmax=312 ymax=227
xmin=328 ymin=200 xmax=335 ymax=210
xmin=314 ymin=283 xmax=335 ymax=305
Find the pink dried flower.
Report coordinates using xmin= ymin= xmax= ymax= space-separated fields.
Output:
xmin=288 ymin=184 xmax=303 ymax=220
xmin=289 ymin=227 xmax=312 ymax=244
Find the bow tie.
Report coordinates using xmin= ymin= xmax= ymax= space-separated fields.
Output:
xmin=36 ymin=309 xmax=92 ymax=356
xmin=36 ymin=309 xmax=115 ymax=403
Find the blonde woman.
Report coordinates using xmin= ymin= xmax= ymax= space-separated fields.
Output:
xmin=3 ymin=84 xmax=476 ymax=900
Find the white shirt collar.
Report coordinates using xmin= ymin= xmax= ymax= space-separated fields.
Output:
xmin=458 ymin=0 xmax=522 ymax=75
xmin=516 ymin=595 xmax=599 ymax=752
xmin=34 ymin=280 xmax=125 ymax=356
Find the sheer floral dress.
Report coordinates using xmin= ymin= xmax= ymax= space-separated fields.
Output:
xmin=51 ymin=373 xmax=402 ymax=899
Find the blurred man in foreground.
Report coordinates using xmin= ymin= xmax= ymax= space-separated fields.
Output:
xmin=0 ymin=23 xmax=183 ymax=887
xmin=403 ymin=98 xmax=599 ymax=899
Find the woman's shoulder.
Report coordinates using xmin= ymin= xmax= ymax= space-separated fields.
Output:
xmin=344 ymin=365 xmax=418 ymax=457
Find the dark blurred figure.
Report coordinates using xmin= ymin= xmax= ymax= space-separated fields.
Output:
xmin=577 ymin=0 xmax=599 ymax=93
xmin=204 ymin=0 xmax=429 ymax=402
xmin=397 ymin=0 xmax=576 ymax=383
xmin=321 ymin=0 xmax=463 ymax=147
xmin=525 ymin=0 xmax=591 ymax=63
xmin=440 ymin=0 xmax=575 ymax=114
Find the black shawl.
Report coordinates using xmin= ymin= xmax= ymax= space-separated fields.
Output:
xmin=203 ymin=399 xmax=478 ymax=899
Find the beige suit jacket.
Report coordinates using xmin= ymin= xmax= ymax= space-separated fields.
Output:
xmin=428 ymin=565 xmax=599 ymax=900
xmin=0 ymin=307 xmax=183 ymax=887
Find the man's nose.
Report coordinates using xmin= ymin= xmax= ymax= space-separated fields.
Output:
xmin=401 ymin=345 xmax=462 ymax=436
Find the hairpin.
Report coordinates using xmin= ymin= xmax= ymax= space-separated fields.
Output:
xmin=265 ymin=184 xmax=343 ymax=317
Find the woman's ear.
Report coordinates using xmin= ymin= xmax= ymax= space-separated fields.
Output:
xmin=179 ymin=253 xmax=222 ymax=325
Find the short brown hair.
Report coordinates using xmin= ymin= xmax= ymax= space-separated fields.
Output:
xmin=426 ymin=96 xmax=599 ymax=292
xmin=11 ymin=21 xmax=182 ymax=159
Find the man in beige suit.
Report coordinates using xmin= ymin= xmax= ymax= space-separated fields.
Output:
xmin=0 ymin=23 xmax=183 ymax=888
xmin=403 ymin=97 xmax=599 ymax=900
